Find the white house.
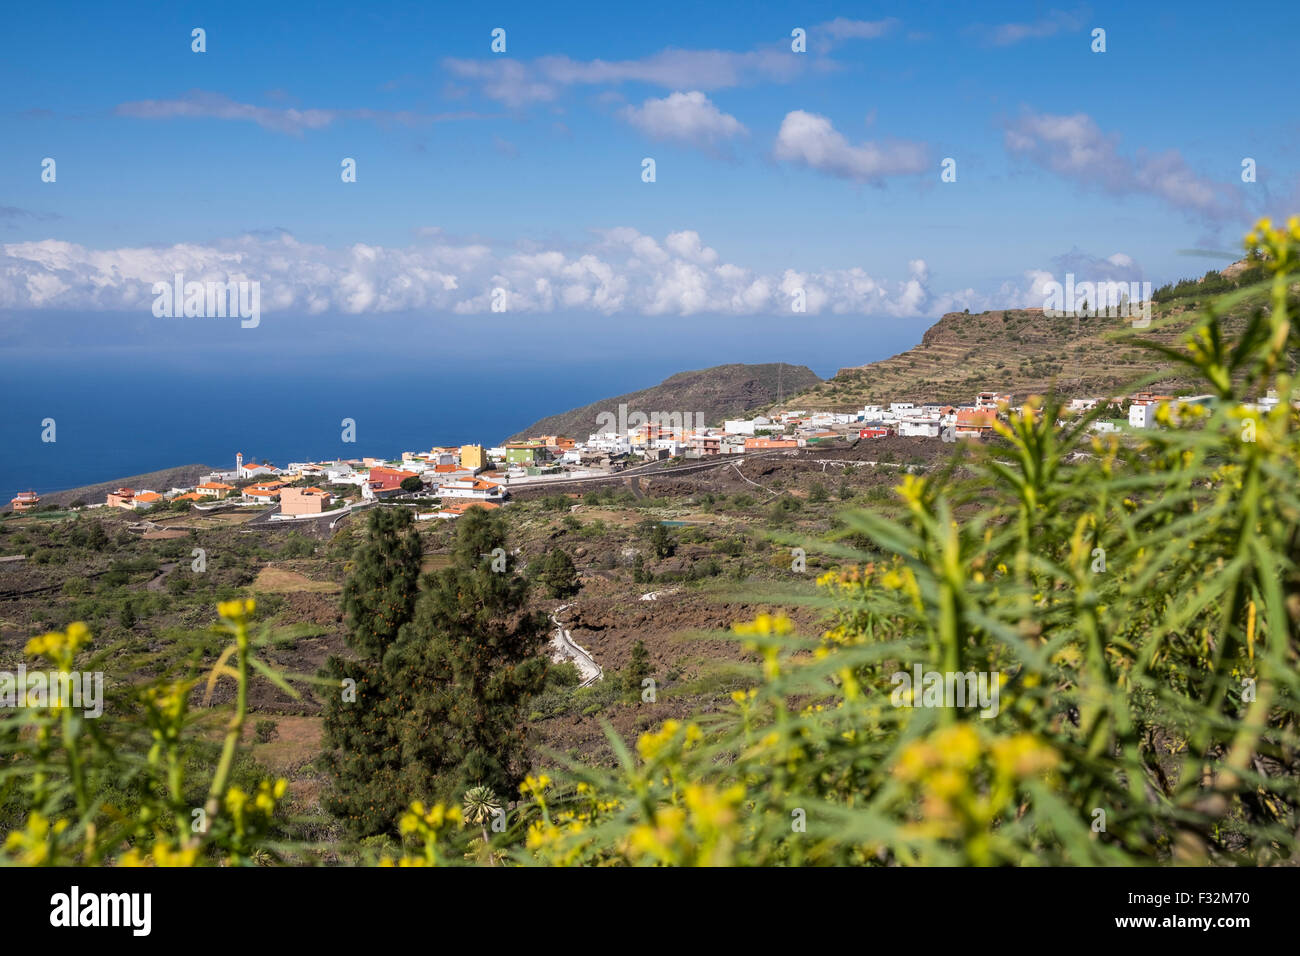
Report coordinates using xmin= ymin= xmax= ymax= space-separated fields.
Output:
xmin=1129 ymin=403 xmax=1156 ymax=429
xmin=587 ymin=434 xmax=631 ymax=455
xmin=897 ymin=417 xmax=942 ymax=438
xmin=976 ymin=391 xmax=1010 ymax=409
xmin=436 ymin=477 xmax=505 ymax=501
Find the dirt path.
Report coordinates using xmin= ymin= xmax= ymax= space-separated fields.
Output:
xmin=146 ymin=562 xmax=178 ymax=591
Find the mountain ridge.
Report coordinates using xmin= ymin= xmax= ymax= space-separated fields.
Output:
xmin=506 ymin=362 xmax=821 ymax=441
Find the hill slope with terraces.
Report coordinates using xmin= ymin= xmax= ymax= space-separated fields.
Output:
xmin=782 ymin=267 xmax=1282 ymax=410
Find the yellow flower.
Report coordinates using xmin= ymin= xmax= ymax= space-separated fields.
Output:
xmin=991 ymin=734 xmax=1058 ymax=779
xmin=933 ymin=724 xmax=981 ymax=770
xmin=3 ymin=812 xmax=70 ymax=865
xmin=225 ymin=786 xmax=249 ymax=817
xmin=895 ymin=473 xmax=928 ymax=509
xmin=25 ymin=621 xmax=91 ymax=668
xmin=734 ymin=613 xmax=794 ymax=637
xmin=217 ymin=598 xmax=256 ymax=621
xmin=636 ymin=720 xmax=682 ymax=762
xmin=520 ymin=774 xmax=552 ymax=797
xmin=153 ymin=842 xmax=200 ymax=867
xmin=928 ymin=768 xmax=966 ymax=800
xmin=894 ymin=741 xmax=938 ymax=782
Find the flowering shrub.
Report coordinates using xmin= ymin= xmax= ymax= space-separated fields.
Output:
xmin=5 ymin=219 xmax=1298 ymax=866
xmin=2 ymin=600 xmax=290 ymax=865
xmin=478 ymin=218 xmax=1300 ymax=866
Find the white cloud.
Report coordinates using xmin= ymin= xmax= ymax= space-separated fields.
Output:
xmin=773 ymin=110 xmax=929 ymax=181
xmin=618 ymin=92 xmax=746 ymax=153
xmin=1003 ymin=109 xmax=1239 ymax=220
xmin=443 ymin=20 xmax=899 ymax=107
xmin=984 ymin=8 xmax=1085 ymax=46
xmin=0 ymin=229 xmax=957 ymax=319
xmin=815 ymin=17 xmax=901 ymax=49
xmin=445 ymin=48 xmax=802 ymax=108
xmin=115 ymin=90 xmax=488 ymax=135
xmin=994 ymin=249 xmax=1147 ymax=308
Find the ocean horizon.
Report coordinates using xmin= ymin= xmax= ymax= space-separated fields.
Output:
xmin=1 ymin=343 xmax=908 ymax=503
xmin=0 ymin=357 xmax=677 ymax=500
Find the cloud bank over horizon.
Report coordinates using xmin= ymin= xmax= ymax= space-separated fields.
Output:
xmin=1 ymin=227 xmax=1009 ymax=320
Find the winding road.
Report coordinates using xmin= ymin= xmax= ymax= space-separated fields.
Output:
xmin=549 ymin=603 xmax=603 ymax=687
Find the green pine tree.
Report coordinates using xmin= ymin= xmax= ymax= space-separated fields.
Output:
xmin=321 ymin=508 xmax=423 ymax=836
xmin=535 ymin=548 xmax=580 ymax=598
xmin=388 ymin=508 xmax=550 ymax=804
xmin=623 ymin=639 xmax=651 ymax=699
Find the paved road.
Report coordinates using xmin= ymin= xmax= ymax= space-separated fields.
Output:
xmin=549 ymin=603 xmax=602 ymax=687
xmin=505 ymin=449 xmax=789 ymax=493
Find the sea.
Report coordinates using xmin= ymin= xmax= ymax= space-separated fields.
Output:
xmin=0 ymin=356 xmax=680 ymax=501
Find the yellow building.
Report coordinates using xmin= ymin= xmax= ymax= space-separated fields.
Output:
xmin=460 ymin=444 xmax=488 ymax=471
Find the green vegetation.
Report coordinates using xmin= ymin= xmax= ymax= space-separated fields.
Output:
xmin=5 ymin=219 xmax=1299 ymax=866
xmin=323 ymin=507 xmax=549 ymax=837
xmin=533 ymin=548 xmax=580 ymax=599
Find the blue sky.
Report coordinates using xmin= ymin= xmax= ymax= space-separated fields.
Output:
xmin=2 ymin=0 xmax=1297 ymax=358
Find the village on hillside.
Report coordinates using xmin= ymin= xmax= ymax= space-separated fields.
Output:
xmin=6 ymin=385 xmax=1285 ymax=516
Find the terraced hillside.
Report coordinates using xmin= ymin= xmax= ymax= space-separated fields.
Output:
xmin=783 ymin=279 xmax=1283 ymax=410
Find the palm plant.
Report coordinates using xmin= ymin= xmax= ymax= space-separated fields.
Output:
xmin=462 ymin=785 xmax=502 ymax=852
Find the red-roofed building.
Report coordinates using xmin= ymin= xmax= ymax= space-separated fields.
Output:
xmin=243 ymin=485 xmax=282 ymax=502
xmin=436 ymin=476 xmax=505 ymax=501
xmin=107 ymin=488 xmax=136 ymax=509
xmin=954 ymin=409 xmax=998 ymax=439
xmin=9 ymin=491 xmax=40 ymax=512
xmin=364 ymin=467 xmax=420 ymax=499
xmin=197 ymin=481 xmax=235 ymax=499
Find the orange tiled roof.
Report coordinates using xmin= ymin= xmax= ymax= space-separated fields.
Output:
xmin=955 ymin=409 xmax=998 ymax=427
xmin=444 ymin=500 xmax=501 ymax=513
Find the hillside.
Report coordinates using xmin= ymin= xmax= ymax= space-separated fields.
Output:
xmin=783 ymin=267 xmax=1283 ymax=410
xmin=507 ymin=362 xmax=820 ymax=441
xmin=5 ymin=464 xmax=215 ymax=512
